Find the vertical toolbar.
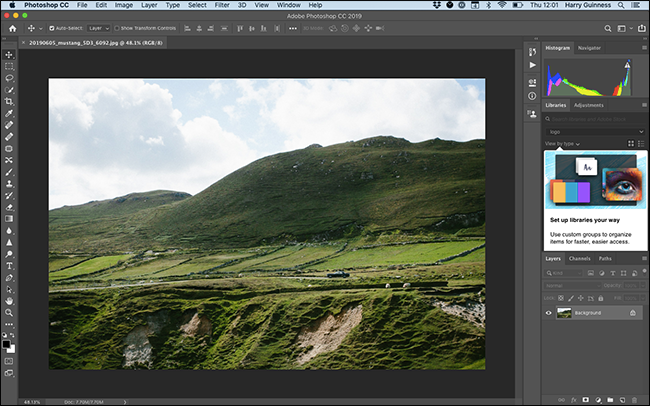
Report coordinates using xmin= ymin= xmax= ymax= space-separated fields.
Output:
xmin=1 ymin=38 xmax=17 ymax=390
xmin=524 ymin=40 xmax=541 ymax=123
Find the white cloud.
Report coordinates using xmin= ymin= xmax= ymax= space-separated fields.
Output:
xmin=222 ymin=105 xmax=239 ymax=120
xmin=177 ymin=116 xmax=258 ymax=188
xmin=49 ymin=79 xmax=256 ymax=209
xmin=230 ymin=79 xmax=485 ymax=151
xmin=144 ymin=136 xmax=165 ymax=146
xmin=209 ymin=80 xmax=224 ymax=99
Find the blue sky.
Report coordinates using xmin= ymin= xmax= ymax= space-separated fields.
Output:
xmin=49 ymin=79 xmax=485 ymax=209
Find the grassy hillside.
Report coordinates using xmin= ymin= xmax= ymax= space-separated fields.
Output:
xmin=49 ymin=190 xmax=191 ymax=225
xmin=49 ymin=136 xmax=485 ymax=252
xmin=49 ymin=271 xmax=485 ymax=370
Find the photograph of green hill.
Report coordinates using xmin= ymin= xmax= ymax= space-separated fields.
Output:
xmin=49 ymin=79 xmax=486 ymax=370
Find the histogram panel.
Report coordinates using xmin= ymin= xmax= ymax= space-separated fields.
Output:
xmin=545 ymin=59 xmax=632 ymax=97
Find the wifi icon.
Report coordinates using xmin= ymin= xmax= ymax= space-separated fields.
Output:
xmin=498 ymin=1 xmax=507 ymax=7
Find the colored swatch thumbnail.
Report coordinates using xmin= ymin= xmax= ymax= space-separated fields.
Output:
xmin=602 ymin=168 xmax=642 ymax=201
xmin=551 ymin=180 xmax=590 ymax=203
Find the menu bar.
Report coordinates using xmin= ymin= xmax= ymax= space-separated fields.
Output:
xmin=0 ymin=1 xmax=648 ymax=11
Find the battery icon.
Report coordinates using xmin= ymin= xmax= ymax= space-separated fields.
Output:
xmin=513 ymin=1 xmax=524 ymax=7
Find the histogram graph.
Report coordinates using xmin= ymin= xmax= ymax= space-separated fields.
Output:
xmin=545 ymin=59 xmax=632 ymax=97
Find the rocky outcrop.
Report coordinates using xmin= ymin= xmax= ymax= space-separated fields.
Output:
xmin=180 ymin=312 xmax=212 ymax=337
xmin=295 ymin=304 xmax=363 ymax=366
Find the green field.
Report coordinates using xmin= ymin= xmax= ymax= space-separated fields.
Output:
xmin=97 ymin=257 xmax=193 ymax=280
xmin=247 ymin=244 xmax=343 ymax=270
xmin=49 ymin=254 xmax=133 ymax=282
xmin=202 ymin=246 xmax=301 ymax=274
xmin=152 ymin=252 xmax=255 ymax=277
xmin=446 ymin=247 xmax=485 ymax=264
xmin=309 ymin=240 xmax=484 ymax=270
xmin=49 ymin=255 xmax=94 ymax=272
xmin=48 ymin=240 xmax=484 ymax=289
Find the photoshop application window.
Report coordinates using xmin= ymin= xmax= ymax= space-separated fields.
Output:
xmin=0 ymin=1 xmax=648 ymax=404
